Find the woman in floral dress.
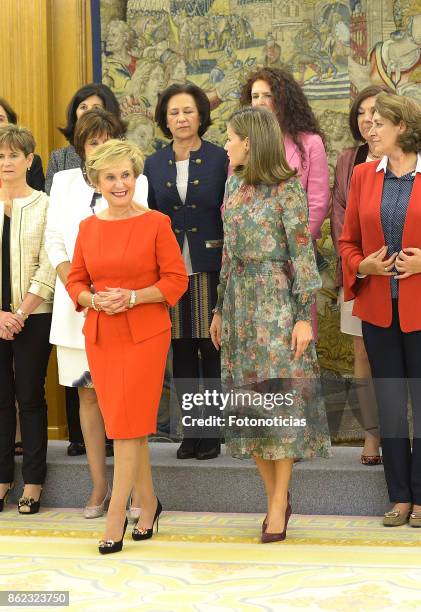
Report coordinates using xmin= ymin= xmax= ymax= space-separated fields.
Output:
xmin=210 ymin=107 xmax=331 ymax=543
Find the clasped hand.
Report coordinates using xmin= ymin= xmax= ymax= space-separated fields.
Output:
xmin=95 ymin=287 xmax=131 ymax=315
xmin=358 ymin=245 xmax=421 ymax=280
xmin=0 ymin=310 xmax=25 ymax=340
xmin=358 ymin=246 xmax=397 ymax=276
xmin=394 ymin=248 xmax=421 ymax=279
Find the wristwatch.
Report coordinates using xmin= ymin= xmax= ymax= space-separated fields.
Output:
xmin=129 ymin=290 xmax=137 ymax=309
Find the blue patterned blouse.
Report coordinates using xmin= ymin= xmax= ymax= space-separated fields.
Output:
xmin=380 ymin=168 xmax=416 ymax=298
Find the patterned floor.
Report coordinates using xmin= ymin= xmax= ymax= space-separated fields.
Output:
xmin=0 ymin=508 xmax=421 ymax=611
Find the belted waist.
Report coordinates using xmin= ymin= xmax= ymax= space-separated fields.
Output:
xmin=231 ymin=259 xmax=290 ymax=275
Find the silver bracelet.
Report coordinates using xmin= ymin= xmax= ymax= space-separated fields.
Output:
xmin=15 ymin=307 xmax=29 ymax=320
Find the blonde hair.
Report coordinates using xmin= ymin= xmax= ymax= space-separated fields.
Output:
xmin=0 ymin=124 xmax=35 ymax=156
xmin=374 ymin=93 xmax=421 ymax=153
xmin=228 ymin=107 xmax=296 ymax=185
xmin=86 ymin=139 xmax=144 ymax=186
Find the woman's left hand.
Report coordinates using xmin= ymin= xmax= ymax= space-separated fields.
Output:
xmin=291 ymin=320 xmax=313 ymax=361
xmin=394 ymin=248 xmax=421 ymax=279
xmin=96 ymin=287 xmax=130 ymax=315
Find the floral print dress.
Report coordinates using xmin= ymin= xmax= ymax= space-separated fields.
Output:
xmin=215 ymin=175 xmax=331 ymax=460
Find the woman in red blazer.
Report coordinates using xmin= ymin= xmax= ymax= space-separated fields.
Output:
xmin=339 ymin=93 xmax=421 ymax=527
xmin=66 ymin=140 xmax=188 ymax=553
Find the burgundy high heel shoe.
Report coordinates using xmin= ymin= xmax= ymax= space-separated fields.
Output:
xmin=261 ymin=499 xmax=292 ymax=543
xmin=262 ymin=492 xmax=290 ymax=533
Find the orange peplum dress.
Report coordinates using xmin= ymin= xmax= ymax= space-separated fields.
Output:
xmin=66 ymin=211 xmax=188 ymax=439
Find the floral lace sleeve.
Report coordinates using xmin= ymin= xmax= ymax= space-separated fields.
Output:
xmin=281 ymin=179 xmax=322 ymax=321
xmin=214 ymin=241 xmax=229 ymax=313
xmin=214 ymin=178 xmax=232 ymax=312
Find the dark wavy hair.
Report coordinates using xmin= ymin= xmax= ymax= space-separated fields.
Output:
xmin=59 ymin=83 xmax=121 ymax=145
xmin=349 ymin=85 xmax=393 ymax=141
xmin=155 ymin=83 xmax=211 ymax=139
xmin=240 ymin=67 xmax=325 ymax=164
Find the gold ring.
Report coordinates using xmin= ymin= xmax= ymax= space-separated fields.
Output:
xmin=384 ymin=267 xmax=388 ymax=272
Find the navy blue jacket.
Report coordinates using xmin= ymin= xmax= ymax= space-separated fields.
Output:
xmin=144 ymin=140 xmax=228 ymax=273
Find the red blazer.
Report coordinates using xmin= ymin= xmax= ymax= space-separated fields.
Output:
xmin=66 ymin=211 xmax=188 ymax=344
xmin=339 ymin=160 xmax=421 ymax=332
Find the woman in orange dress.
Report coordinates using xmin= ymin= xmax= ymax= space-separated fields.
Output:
xmin=66 ymin=140 xmax=187 ymax=553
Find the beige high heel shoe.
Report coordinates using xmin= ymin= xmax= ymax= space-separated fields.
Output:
xmin=84 ymin=485 xmax=111 ymax=519
xmin=128 ymin=497 xmax=141 ymax=523
xmin=409 ymin=511 xmax=421 ymax=528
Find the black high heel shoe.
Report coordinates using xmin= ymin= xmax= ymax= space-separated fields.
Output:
xmin=98 ymin=517 xmax=128 ymax=555
xmin=0 ymin=484 xmax=13 ymax=512
xmin=132 ymin=498 xmax=162 ymax=541
xmin=18 ymin=488 xmax=42 ymax=515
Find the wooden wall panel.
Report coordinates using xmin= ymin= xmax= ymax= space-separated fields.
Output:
xmin=50 ymin=0 xmax=93 ymax=151
xmin=0 ymin=0 xmax=53 ymax=168
xmin=0 ymin=0 xmax=93 ymax=439
xmin=0 ymin=0 xmax=92 ymax=163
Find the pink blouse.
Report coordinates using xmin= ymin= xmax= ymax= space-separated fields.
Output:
xmin=284 ymin=133 xmax=330 ymax=240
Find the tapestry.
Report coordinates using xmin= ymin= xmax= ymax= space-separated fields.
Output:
xmin=97 ymin=0 xmax=421 ymax=383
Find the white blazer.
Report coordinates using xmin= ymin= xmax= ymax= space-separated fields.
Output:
xmin=45 ymin=168 xmax=148 ymax=349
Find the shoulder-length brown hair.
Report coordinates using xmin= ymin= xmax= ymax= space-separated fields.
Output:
xmin=229 ymin=107 xmax=296 ymax=185
xmin=73 ymin=108 xmax=127 ymax=160
xmin=374 ymin=93 xmax=421 ymax=154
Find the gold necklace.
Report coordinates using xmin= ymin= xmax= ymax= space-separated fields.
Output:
xmin=367 ymin=151 xmax=382 ymax=161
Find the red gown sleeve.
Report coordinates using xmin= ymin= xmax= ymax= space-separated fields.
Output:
xmin=65 ymin=228 xmax=91 ymax=312
xmin=153 ymin=215 xmax=188 ymax=306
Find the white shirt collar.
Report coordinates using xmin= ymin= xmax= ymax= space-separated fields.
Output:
xmin=375 ymin=152 xmax=421 ymax=175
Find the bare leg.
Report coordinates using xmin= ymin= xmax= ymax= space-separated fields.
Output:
xmin=353 ymin=336 xmax=380 ymax=456
xmin=78 ymin=387 xmax=107 ymax=505
xmin=266 ymin=458 xmax=293 ymax=534
xmin=0 ymin=483 xmax=12 ymax=497
xmin=133 ymin=438 xmax=159 ymax=531
xmin=253 ymin=454 xmax=276 ymax=514
xmin=103 ymin=438 xmax=140 ymax=542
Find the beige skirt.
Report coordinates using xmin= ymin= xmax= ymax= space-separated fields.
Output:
xmin=338 ymin=287 xmax=362 ymax=337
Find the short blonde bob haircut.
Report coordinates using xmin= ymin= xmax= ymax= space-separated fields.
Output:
xmin=86 ymin=139 xmax=144 ymax=186
xmin=374 ymin=93 xmax=421 ymax=154
xmin=0 ymin=124 xmax=35 ymax=156
xmin=229 ymin=106 xmax=296 ymax=185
